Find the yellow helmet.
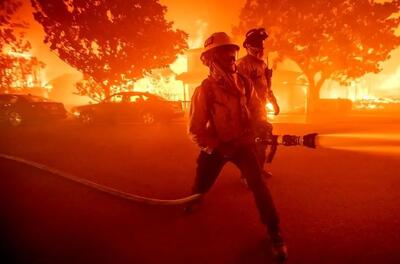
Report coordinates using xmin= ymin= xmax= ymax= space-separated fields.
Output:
xmin=201 ymin=32 xmax=239 ymax=57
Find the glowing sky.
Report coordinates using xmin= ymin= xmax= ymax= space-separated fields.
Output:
xmin=12 ymin=0 xmax=400 ymax=97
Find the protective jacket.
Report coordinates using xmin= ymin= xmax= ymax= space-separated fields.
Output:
xmin=237 ymin=54 xmax=278 ymax=116
xmin=188 ymin=73 xmax=265 ymax=153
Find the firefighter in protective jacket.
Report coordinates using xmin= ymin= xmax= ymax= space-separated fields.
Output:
xmin=187 ymin=31 xmax=288 ymax=261
xmin=237 ymin=28 xmax=280 ymax=178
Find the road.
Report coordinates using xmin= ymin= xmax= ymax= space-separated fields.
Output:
xmin=1 ymin=118 xmax=400 ymax=263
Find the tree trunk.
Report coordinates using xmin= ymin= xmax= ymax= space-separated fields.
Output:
xmin=306 ymin=77 xmax=325 ymax=115
xmin=306 ymin=83 xmax=320 ymax=114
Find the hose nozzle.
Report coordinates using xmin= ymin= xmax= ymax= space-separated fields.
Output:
xmin=256 ymin=133 xmax=318 ymax=149
xmin=281 ymin=133 xmax=318 ymax=148
xmin=302 ymin=133 xmax=318 ymax=148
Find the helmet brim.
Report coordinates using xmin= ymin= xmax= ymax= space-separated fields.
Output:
xmin=201 ymin=43 xmax=239 ymax=57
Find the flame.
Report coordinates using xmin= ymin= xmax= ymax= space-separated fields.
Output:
xmin=2 ymin=48 xmax=50 ymax=94
xmin=5 ymin=49 xmax=32 ymax=59
xmin=320 ymin=66 xmax=400 ymax=111
xmin=133 ymin=72 xmax=186 ymax=101
xmin=188 ymin=19 xmax=208 ymax=49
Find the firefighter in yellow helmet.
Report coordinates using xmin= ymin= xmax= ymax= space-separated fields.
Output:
xmin=187 ymin=32 xmax=288 ymax=262
xmin=237 ymin=28 xmax=280 ymax=181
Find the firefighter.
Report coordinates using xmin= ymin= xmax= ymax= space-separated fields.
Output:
xmin=186 ymin=32 xmax=288 ymax=261
xmin=237 ymin=28 xmax=280 ymax=181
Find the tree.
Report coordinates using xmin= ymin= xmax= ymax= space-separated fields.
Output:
xmin=1 ymin=0 xmax=23 ymax=88
xmin=234 ymin=0 xmax=400 ymax=112
xmin=32 ymin=0 xmax=188 ymax=99
xmin=75 ymin=75 xmax=108 ymax=102
xmin=0 ymin=0 xmax=22 ymax=52
xmin=0 ymin=0 xmax=45 ymax=92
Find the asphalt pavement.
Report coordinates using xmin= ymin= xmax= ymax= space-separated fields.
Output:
xmin=1 ymin=118 xmax=400 ymax=264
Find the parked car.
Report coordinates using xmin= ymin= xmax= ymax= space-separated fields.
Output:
xmin=0 ymin=94 xmax=67 ymax=126
xmin=71 ymin=92 xmax=184 ymax=125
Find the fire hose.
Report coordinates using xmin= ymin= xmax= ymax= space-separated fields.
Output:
xmin=0 ymin=153 xmax=202 ymax=206
xmin=0 ymin=133 xmax=317 ymax=206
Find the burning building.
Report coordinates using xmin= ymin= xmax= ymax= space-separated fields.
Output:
xmin=0 ymin=50 xmax=50 ymax=97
